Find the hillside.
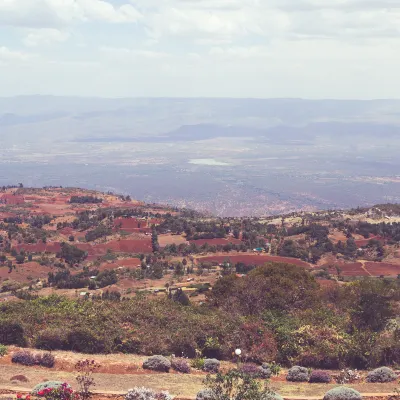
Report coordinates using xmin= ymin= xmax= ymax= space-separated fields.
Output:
xmin=0 ymin=185 xmax=399 ymax=399
xmin=0 ymin=185 xmax=399 ymax=299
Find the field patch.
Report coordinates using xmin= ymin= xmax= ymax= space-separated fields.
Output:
xmin=197 ymin=254 xmax=311 ymax=268
xmin=364 ymin=262 xmax=400 ymax=276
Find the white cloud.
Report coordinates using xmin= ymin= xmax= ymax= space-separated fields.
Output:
xmin=1 ymin=0 xmax=400 ymax=98
xmin=100 ymin=46 xmax=169 ymax=59
xmin=23 ymin=28 xmax=70 ymax=46
xmin=0 ymin=46 xmax=32 ymax=64
xmin=0 ymin=0 xmax=143 ymax=28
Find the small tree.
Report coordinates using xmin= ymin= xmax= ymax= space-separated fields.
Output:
xmin=75 ymin=359 xmax=100 ymax=400
xmin=204 ymin=370 xmax=274 ymax=400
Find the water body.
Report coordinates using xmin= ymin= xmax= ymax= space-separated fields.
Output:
xmin=189 ymin=159 xmax=231 ymax=166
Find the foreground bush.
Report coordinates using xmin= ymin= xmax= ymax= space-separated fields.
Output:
xmin=286 ymin=366 xmax=309 ymax=382
xmin=258 ymin=364 xmax=272 ymax=379
xmin=35 ymin=353 xmax=56 ymax=368
xmin=204 ymin=370 xmax=277 ymax=400
xmin=125 ymin=387 xmax=173 ymax=400
xmin=334 ymin=369 xmax=361 ymax=384
xmin=196 ymin=389 xmax=214 ymax=400
xmin=12 ymin=351 xmax=36 ymax=366
xmin=33 ymin=382 xmax=75 ymax=400
xmin=171 ymin=358 xmax=191 ymax=374
xmin=323 ymin=387 xmax=362 ymax=400
xmin=240 ymin=364 xmax=262 ymax=378
xmin=32 ymin=382 xmax=71 ymax=395
xmin=143 ymin=355 xmax=171 ymax=372
xmin=263 ymin=394 xmax=284 ymax=400
xmin=0 ymin=344 xmax=7 ymax=357
xmin=203 ymin=359 xmax=220 ymax=373
xmin=309 ymin=370 xmax=332 ymax=383
xmin=366 ymin=367 xmax=397 ymax=383
xmin=12 ymin=351 xmax=55 ymax=368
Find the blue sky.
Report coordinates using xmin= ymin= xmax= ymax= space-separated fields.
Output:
xmin=0 ymin=0 xmax=399 ymax=98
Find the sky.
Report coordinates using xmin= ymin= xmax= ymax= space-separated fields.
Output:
xmin=0 ymin=0 xmax=399 ymax=98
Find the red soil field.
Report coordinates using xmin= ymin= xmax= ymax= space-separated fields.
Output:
xmin=364 ymin=262 xmax=400 ymax=276
xmin=0 ymin=261 xmax=52 ymax=282
xmin=101 ymin=239 xmax=152 ymax=253
xmin=189 ymin=238 xmax=243 ymax=246
xmin=14 ymin=242 xmax=62 ymax=253
xmin=0 ymin=194 xmax=25 ymax=205
xmin=197 ymin=254 xmax=311 ymax=268
xmin=0 ymin=212 xmax=17 ymax=220
xmin=113 ymin=218 xmax=148 ymax=230
xmin=325 ymin=262 xmax=368 ymax=276
xmin=354 ymin=235 xmax=385 ymax=247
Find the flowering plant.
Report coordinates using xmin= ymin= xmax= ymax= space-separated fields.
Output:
xmin=17 ymin=394 xmax=31 ymax=400
xmin=35 ymin=383 xmax=79 ymax=400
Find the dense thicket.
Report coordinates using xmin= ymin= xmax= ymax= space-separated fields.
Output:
xmin=0 ymin=263 xmax=399 ymax=368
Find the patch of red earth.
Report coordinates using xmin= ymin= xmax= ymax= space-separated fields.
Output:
xmin=354 ymin=235 xmax=385 ymax=247
xmin=36 ymin=204 xmax=72 ymax=215
xmin=115 ymin=258 xmax=142 ymax=267
xmin=59 ymin=227 xmax=74 ymax=235
xmin=113 ymin=218 xmax=148 ymax=230
xmin=364 ymin=262 xmax=400 ymax=276
xmin=0 ymin=261 xmax=52 ymax=282
xmin=76 ymin=240 xmax=153 ymax=258
xmin=96 ymin=239 xmax=153 ymax=254
xmin=14 ymin=242 xmax=62 ymax=253
xmin=148 ymin=218 xmax=163 ymax=225
xmin=0 ymin=194 xmax=25 ymax=205
xmin=198 ymin=254 xmax=311 ymax=268
xmin=0 ymin=212 xmax=17 ymax=220
xmin=189 ymin=238 xmax=243 ymax=246
xmin=324 ymin=262 xmax=368 ymax=276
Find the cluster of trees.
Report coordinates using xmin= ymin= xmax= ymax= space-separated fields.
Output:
xmin=85 ymin=224 xmax=112 ymax=242
xmin=48 ymin=268 xmax=117 ymax=290
xmin=58 ymin=243 xmax=87 ymax=266
xmin=157 ymin=216 xmax=229 ymax=239
xmin=69 ymin=196 xmax=103 ymax=204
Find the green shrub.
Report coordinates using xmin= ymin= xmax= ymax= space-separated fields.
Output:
xmin=323 ymin=387 xmax=362 ymax=400
xmin=35 ymin=328 xmax=69 ymax=351
xmin=125 ymin=387 xmax=172 ymax=400
xmin=143 ymin=355 xmax=171 ymax=372
xmin=203 ymin=370 xmax=275 ymax=400
xmin=286 ymin=366 xmax=309 ymax=382
xmin=0 ymin=344 xmax=7 ymax=356
xmin=195 ymin=389 xmax=214 ymax=400
xmin=203 ymin=359 xmax=220 ymax=373
xmin=35 ymin=352 xmax=55 ymax=368
xmin=262 ymin=394 xmax=284 ymax=400
xmin=0 ymin=321 xmax=26 ymax=346
xmin=67 ymin=329 xmax=109 ymax=354
xmin=366 ymin=367 xmax=397 ymax=383
xmin=309 ymin=370 xmax=332 ymax=383
xmin=191 ymin=357 xmax=205 ymax=370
